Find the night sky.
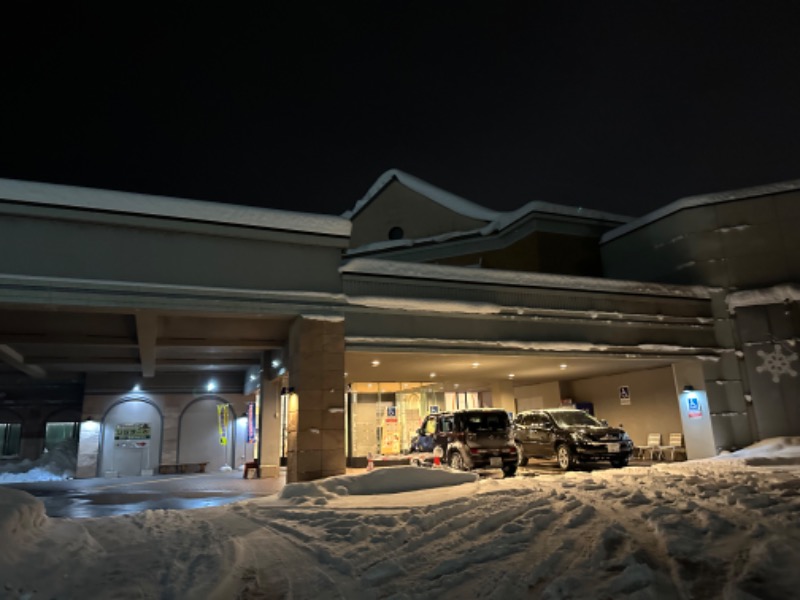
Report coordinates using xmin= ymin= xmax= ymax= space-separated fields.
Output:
xmin=2 ymin=2 xmax=800 ymax=217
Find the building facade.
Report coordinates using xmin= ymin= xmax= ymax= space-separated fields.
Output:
xmin=0 ymin=172 xmax=796 ymax=482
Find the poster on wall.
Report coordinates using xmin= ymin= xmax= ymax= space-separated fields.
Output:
xmin=217 ymin=404 xmax=229 ymax=446
xmin=114 ymin=423 xmax=151 ymax=448
xmin=619 ymin=386 xmax=631 ymax=405
xmin=381 ymin=406 xmax=400 ymax=455
xmin=246 ymin=402 xmax=256 ymax=443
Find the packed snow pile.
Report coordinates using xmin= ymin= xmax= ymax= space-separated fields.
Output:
xmin=0 ymin=437 xmax=798 ymax=599
xmin=279 ymin=465 xmax=478 ymax=504
xmin=714 ymin=436 xmax=800 ymax=466
xmin=0 ymin=487 xmax=47 ymax=560
xmin=0 ymin=440 xmax=77 ymax=483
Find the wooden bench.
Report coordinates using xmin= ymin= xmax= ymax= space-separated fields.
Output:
xmin=158 ymin=462 xmax=209 ymax=475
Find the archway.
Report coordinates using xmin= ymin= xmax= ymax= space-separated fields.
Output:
xmin=99 ymin=398 xmax=163 ymax=477
xmin=178 ymin=396 xmax=236 ymax=472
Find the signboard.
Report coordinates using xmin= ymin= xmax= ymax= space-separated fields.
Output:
xmin=619 ymin=386 xmax=631 ymax=405
xmin=246 ymin=401 xmax=256 ymax=443
xmin=217 ymin=404 xmax=229 ymax=445
xmin=114 ymin=423 xmax=151 ymax=448
xmin=686 ymin=395 xmax=703 ymax=419
xmin=429 ymin=405 xmax=439 ymax=414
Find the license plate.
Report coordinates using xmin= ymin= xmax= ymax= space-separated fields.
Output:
xmin=607 ymin=443 xmax=620 ymax=453
xmin=490 ymin=457 xmax=502 ymax=467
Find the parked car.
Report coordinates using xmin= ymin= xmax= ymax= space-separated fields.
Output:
xmin=513 ymin=408 xmax=633 ymax=470
xmin=412 ymin=409 xmax=518 ymax=477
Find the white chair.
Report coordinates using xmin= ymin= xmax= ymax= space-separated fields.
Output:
xmin=662 ymin=433 xmax=686 ymax=461
xmin=638 ymin=433 xmax=664 ymax=461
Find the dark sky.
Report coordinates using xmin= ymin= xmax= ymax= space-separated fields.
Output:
xmin=2 ymin=2 xmax=800 ymax=217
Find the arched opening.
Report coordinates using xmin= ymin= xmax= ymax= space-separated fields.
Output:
xmin=178 ymin=396 xmax=236 ymax=472
xmin=99 ymin=398 xmax=163 ymax=477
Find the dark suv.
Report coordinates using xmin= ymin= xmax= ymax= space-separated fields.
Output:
xmin=513 ymin=408 xmax=633 ymax=470
xmin=413 ymin=409 xmax=518 ymax=477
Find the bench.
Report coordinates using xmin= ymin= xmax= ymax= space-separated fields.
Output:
xmin=158 ymin=462 xmax=209 ymax=475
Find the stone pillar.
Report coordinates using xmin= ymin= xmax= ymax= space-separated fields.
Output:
xmin=286 ymin=317 xmax=345 ymax=483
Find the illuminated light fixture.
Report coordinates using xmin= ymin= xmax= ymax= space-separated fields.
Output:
xmin=559 ymin=364 xmax=568 ymax=370
xmin=207 ymin=380 xmax=217 ymax=392
xmin=371 ymin=360 xmax=380 ymax=367
xmin=454 ymin=383 xmax=460 ymax=389
xmin=344 ymin=372 xmax=348 ymax=378
xmin=133 ymin=383 xmax=141 ymax=392
xmin=683 ymin=385 xmax=695 ymax=392
xmin=249 ymin=374 xmax=258 ymax=382
xmin=271 ymin=359 xmax=281 ymax=368
xmin=508 ymin=374 xmax=515 ymax=379
xmin=429 ymin=372 xmax=436 ymax=378
xmin=471 ymin=362 xmax=480 ymax=368
xmin=368 ymin=383 xmax=373 ymax=388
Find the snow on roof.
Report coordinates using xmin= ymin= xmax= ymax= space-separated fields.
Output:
xmin=727 ymin=284 xmax=800 ymax=309
xmin=0 ymin=177 xmax=351 ymax=238
xmin=342 ymin=169 xmax=500 ymax=221
xmin=601 ymin=178 xmax=800 ymax=244
xmin=341 ymin=258 xmax=712 ymax=299
xmin=344 ymin=170 xmax=631 ymax=254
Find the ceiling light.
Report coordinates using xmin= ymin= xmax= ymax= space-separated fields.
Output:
xmin=271 ymin=359 xmax=281 ymax=368
xmin=508 ymin=374 xmax=515 ymax=379
xmin=207 ymin=380 xmax=217 ymax=392
xmin=560 ymin=364 xmax=568 ymax=370
xmin=429 ymin=372 xmax=436 ymax=378
xmin=471 ymin=362 xmax=480 ymax=368
xmin=371 ymin=360 xmax=380 ymax=367
xmin=133 ymin=384 xmax=141 ymax=392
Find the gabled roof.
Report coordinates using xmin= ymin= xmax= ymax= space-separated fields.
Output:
xmin=345 ymin=170 xmax=631 ymax=257
xmin=601 ymin=178 xmax=800 ymax=244
xmin=342 ymin=169 xmax=500 ymax=221
xmin=0 ymin=177 xmax=351 ymax=238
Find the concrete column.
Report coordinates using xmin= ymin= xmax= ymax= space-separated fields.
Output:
xmin=286 ymin=317 xmax=345 ymax=483
xmin=257 ymin=362 xmax=282 ymax=476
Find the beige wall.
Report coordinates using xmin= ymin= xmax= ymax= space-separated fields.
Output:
xmin=560 ymin=366 xmax=682 ymax=448
xmin=513 ymin=382 xmax=562 ymax=412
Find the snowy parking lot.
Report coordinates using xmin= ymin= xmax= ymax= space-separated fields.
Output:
xmin=1 ymin=438 xmax=799 ymax=599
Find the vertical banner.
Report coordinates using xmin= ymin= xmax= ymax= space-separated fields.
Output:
xmin=246 ymin=402 xmax=256 ymax=443
xmin=217 ymin=404 xmax=228 ymax=445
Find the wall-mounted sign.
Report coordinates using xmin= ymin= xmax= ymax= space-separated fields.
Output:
xmin=686 ymin=395 xmax=703 ymax=419
xmin=619 ymin=386 xmax=631 ymax=405
xmin=114 ymin=423 xmax=151 ymax=448
xmin=429 ymin=405 xmax=439 ymax=414
xmin=246 ymin=402 xmax=256 ymax=443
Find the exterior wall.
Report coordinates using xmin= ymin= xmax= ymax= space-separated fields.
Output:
xmin=513 ymin=382 xmax=562 ymax=412
xmin=286 ymin=317 xmax=346 ymax=482
xmin=560 ymin=367 xmax=685 ymax=453
xmin=601 ymin=190 xmax=800 ymax=288
xmin=0 ymin=209 xmax=345 ymax=294
xmin=435 ymin=232 xmax=604 ymax=276
xmin=349 ymin=179 xmax=488 ymax=248
xmin=735 ymin=301 xmax=800 ymax=439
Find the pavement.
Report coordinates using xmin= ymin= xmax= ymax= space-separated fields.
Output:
xmin=2 ymin=458 xmax=658 ymax=519
xmin=2 ymin=469 xmax=287 ymax=519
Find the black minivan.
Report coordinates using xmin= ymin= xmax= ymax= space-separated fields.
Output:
xmin=513 ymin=408 xmax=633 ymax=470
xmin=413 ymin=408 xmax=518 ymax=477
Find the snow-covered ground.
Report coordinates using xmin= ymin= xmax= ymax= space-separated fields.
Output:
xmin=0 ymin=440 xmax=77 ymax=484
xmin=1 ymin=439 xmax=799 ymax=599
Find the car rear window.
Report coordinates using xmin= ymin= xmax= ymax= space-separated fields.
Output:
xmin=464 ymin=412 xmax=509 ymax=432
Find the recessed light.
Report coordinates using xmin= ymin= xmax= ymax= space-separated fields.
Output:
xmin=508 ymin=374 xmax=515 ymax=379
xmin=371 ymin=360 xmax=380 ymax=367
xmin=560 ymin=364 xmax=568 ymax=369
xmin=429 ymin=372 xmax=436 ymax=378
xmin=471 ymin=362 xmax=480 ymax=368
xmin=207 ymin=380 xmax=217 ymax=392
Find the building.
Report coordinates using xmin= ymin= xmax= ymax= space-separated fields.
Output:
xmin=0 ymin=171 xmax=796 ymax=482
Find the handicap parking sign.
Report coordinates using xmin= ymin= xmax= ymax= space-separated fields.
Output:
xmin=386 ymin=406 xmax=396 ymax=418
xmin=686 ymin=395 xmax=703 ymax=418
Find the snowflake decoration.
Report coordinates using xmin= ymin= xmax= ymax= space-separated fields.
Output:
xmin=756 ymin=344 xmax=798 ymax=383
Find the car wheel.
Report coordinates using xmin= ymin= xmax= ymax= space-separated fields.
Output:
xmin=502 ymin=463 xmax=517 ymax=478
xmin=556 ymin=444 xmax=576 ymax=471
xmin=610 ymin=455 xmax=629 ymax=468
xmin=515 ymin=441 xmax=529 ymax=466
xmin=449 ymin=451 xmax=466 ymax=471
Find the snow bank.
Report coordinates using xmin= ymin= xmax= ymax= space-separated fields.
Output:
xmin=0 ymin=488 xmax=47 ymax=559
xmin=714 ymin=436 xmax=800 ymax=466
xmin=279 ymin=466 xmax=478 ymax=504
xmin=0 ymin=440 xmax=77 ymax=483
